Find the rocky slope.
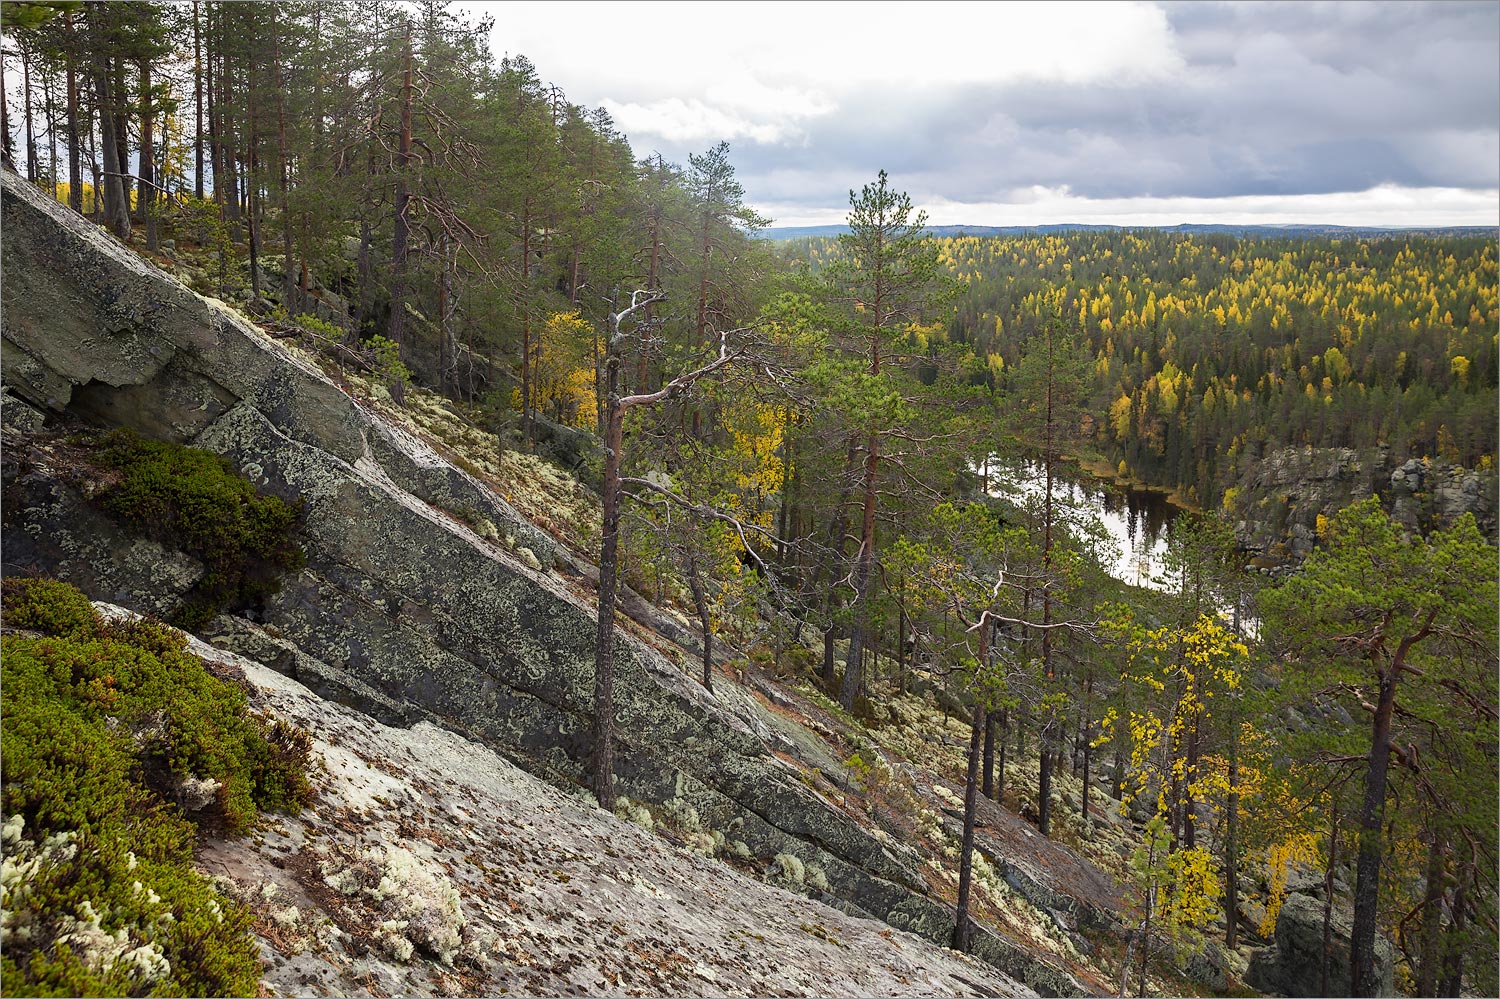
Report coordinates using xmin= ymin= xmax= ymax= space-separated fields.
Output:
xmin=2 ymin=170 xmax=1109 ymax=993
xmin=90 ymin=606 xmax=1025 ymax=999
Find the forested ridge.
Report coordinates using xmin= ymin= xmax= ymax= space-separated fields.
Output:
xmin=2 ymin=3 xmax=1497 ymax=998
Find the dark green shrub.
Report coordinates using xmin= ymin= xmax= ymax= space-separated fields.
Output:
xmin=1 ymin=579 xmax=314 ymax=997
xmin=0 ymin=577 xmax=99 ymax=638
xmin=86 ymin=429 xmax=305 ymax=630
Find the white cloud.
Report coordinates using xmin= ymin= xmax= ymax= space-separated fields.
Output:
xmin=600 ymin=98 xmax=792 ymax=145
xmin=912 ymin=185 xmax=1500 ymax=229
xmin=471 ymin=1 xmax=1182 ymax=146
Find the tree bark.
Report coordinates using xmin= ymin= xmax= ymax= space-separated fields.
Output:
xmin=135 ymin=59 xmax=153 ymax=224
xmin=1415 ymin=832 xmax=1447 ymax=997
xmin=1323 ymin=802 xmax=1340 ymax=996
xmin=1350 ymin=670 xmax=1398 ymax=997
xmin=355 ymin=218 xmax=373 ymax=333
xmin=22 ymin=39 xmax=37 ymax=183
xmin=807 ymin=434 xmax=859 ymax=686
xmin=688 ymin=556 xmax=713 ymax=692
xmin=206 ymin=2 xmax=223 ymax=207
xmin=982 ymin=712 xmax=996 ymax=799
xmin=65 ymin=12 xmax=82 ymax=212
xmin=44 ymin=69 xmax=57 ymax=195
xmin=996 ymin=707 xmax=1009 ymax=800
xmin=953 ymin=700 xmax=986 ymax=951
xmin=193 ymin=1 xmax=204 ymax=200
xmin=519 ymin=206 xmax=534 ymax=440
xmin=245 ymin=49 xmax=261 ymax=302
xmin=387 ymin=29 xmax=413 ymax=348
xmin=271 ymin=7 xmax=294 ymax=310
xmin=440 ymin=238 xmax=457 ymax=393
xmin=1 ymin=35 xmax=12 ymax=168
xmin=111 ymin=56 xmax=129 ymax=213
xmin=218 ymin=9 xmax=241 ymax=241
xmin=90 ymin=11 xmax=130 ymax=239
xmin=839 ymin=430 xmax=880 ymax=710
xmin=1439 ymin=857 xmax=1471 ymax=996
xmin=595 ymin=368 xmax=624 ymax=811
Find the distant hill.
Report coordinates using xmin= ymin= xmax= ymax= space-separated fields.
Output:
xmin=758 ymin=223 xmax=1497 ymax=241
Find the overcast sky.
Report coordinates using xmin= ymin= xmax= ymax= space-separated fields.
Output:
xmin=470 ymin=1 xmax=1500 ymax=228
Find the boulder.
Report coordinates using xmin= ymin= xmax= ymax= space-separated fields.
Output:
xmin=1185 ymin=938 xmax=1229 ymax=992
xmin=1245 ymin=891 xmax=1394 ymax=997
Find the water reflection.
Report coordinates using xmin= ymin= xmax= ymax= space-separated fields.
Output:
xmin=982 ymin=459 xmax=1183 ymax=590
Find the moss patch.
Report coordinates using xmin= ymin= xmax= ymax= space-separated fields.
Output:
xmin=85 ymin=429 xmax=306 ymax=630
xmin=1 ymin=579 xmax=314 ymax=996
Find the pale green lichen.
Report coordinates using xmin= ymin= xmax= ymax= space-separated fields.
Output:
xmin=317 ymin=842 xmax=465 ymax=963
xmin=614 ymin=797 xmax=656 ymax=832
xmin=772 ymin=853 xmax=805 ymax=887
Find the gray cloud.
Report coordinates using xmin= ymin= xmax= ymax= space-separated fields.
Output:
xmin=634 ymin=1 xmax=1499 ymax=221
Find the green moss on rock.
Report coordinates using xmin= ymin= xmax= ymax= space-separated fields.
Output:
xmin=86 ymin=429 xmax=305 ymax=630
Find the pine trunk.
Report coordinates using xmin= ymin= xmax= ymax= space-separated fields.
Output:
xmin=387 ymin=32 xmax=413 ymax=349
xmin=44 ymin=71 xmax=57 ymax=196
xmin=272 ymin=9 xmax=294 ymax=310
xmin=90 ymin=15 xmax=130 ymax=239
xmin=953 ymin=699 xmax=987 ymax=951
xmin=1350 ymin=670 xmax=1398 ymax=997
xmin=22 ymin=41 xmax=36 ymax=183
xmin=1 ymin=32 xmax=12 ymax=167
xmin=996 ymin=708 xmax=1008 ymax=799
xmin=520 ymin=213 xmax=533 ymax=440
xmin=112 ymin=60 xmax=128 ymax=214
xmin=206 ymin=3 xmax=223 ymax=208
xmin=839 ymin=430 xmax=880 ymax=710
xmin=594 ymin=357 xmax=625 ymax=811
xmin=218 ymin=11 xmax=241 ymax=241
xmin=65 ymin=13 xmax=82 ymax=212
xmin=1415 ymin=833 xmax=1447 ymax=997
xmin=688 ymin=558 xmax=713 ymax=692
xmin=982 ymin=712 xmax=996 ymax=798
xmin=1439 ymin=859 xmax=1470 ymax=996
xmin=356 ymin=219 xmax=373 ymax=334
xmin=194 ymin=1 xmax=204 ymax=200
xmin=136 ymin=59 xmax=152 ymax=224
xmin=245 ymin=51 xmax=261 ymax=302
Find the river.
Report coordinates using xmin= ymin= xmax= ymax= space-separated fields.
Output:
xmin=980 ymin=458 xmax=1186 ymax=590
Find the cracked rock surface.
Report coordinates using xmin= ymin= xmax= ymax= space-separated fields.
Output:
xmin=185 ymin=632 xmax=1035 ymax=999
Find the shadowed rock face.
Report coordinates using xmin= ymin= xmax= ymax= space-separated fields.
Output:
xmin=1245 ymin=892 xmax=1394 ymax=998
xmin=1229 ymin=444 xmax=1496 ymax=565
xmin=2 ymin=172 xmax=1087 ymax=995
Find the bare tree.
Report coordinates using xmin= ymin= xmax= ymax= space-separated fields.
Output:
xmin=591 ymin=289 xmax=759 ymax=809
